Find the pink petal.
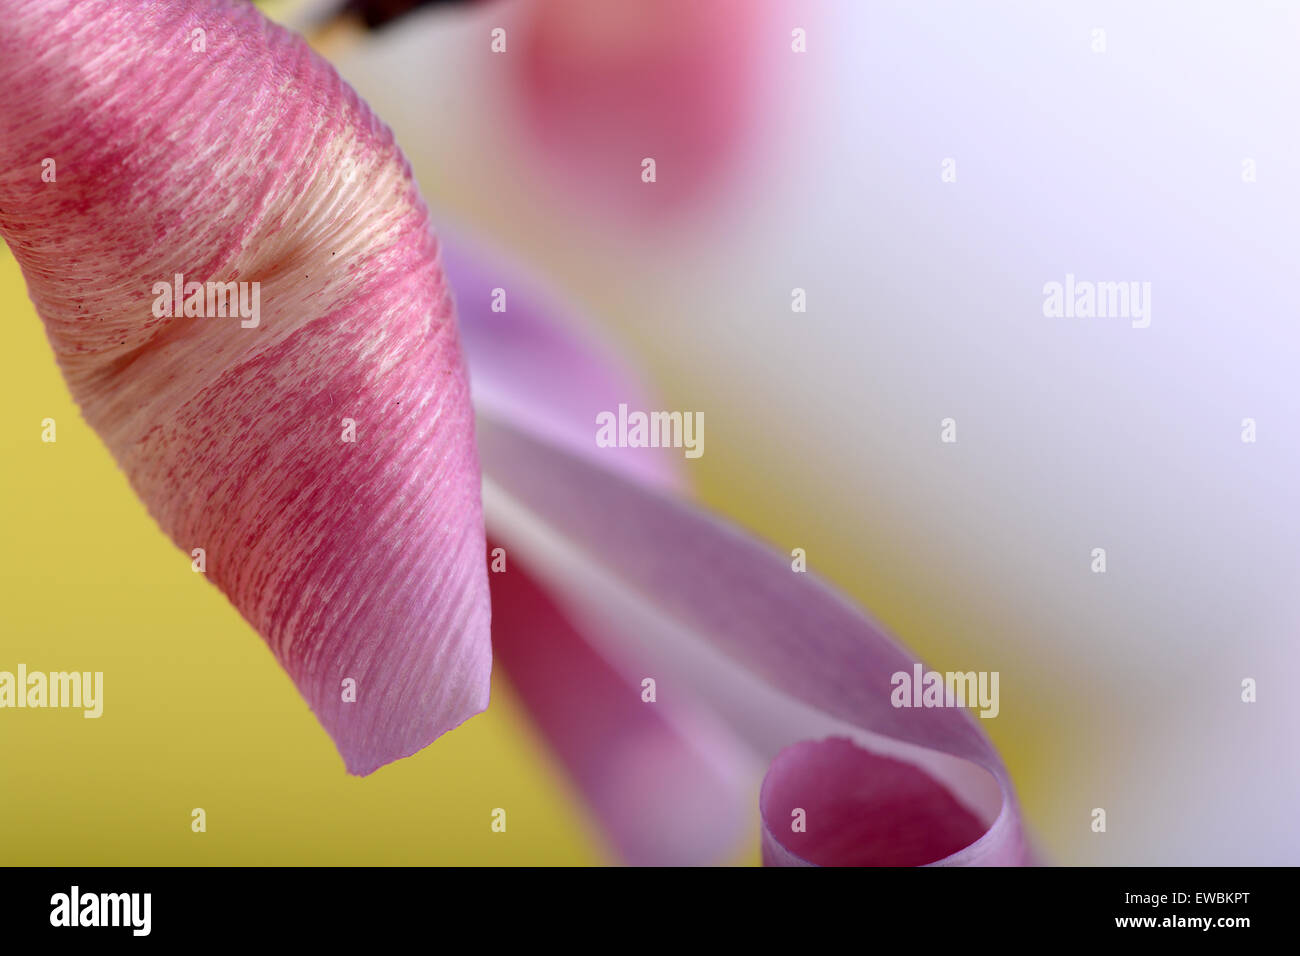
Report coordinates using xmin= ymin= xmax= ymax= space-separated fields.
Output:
xmin=477 ymin=417 xmax=1031 ymax=865
xmin=760 ymin=739 xmax=987 ymax=866
xmin=505 ymin=0 xmax=773 ymax=218
xmin=442 ymin=234 xmax=686 ymax=492
xmin=489 ymin=541 xmax=753 ymax=866
xmin=445 ymin=238 xmax=749 ymax=862
xmin=0 ymin=0 xmax=491 ymax=774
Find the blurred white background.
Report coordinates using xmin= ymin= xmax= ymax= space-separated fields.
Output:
xmin=326 ymin=0 xmax=1300 ymax=863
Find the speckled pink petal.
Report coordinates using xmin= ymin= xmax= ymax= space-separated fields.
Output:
xmin=477 ymin=418 xmax=1033 ymax=866
xmin=0 ymin=0 xmax=491 ymax=774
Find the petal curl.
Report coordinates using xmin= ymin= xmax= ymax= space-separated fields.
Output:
xmin=476 ymin=417 xmax=1032 ymax=865
xmin=0 ymin=0 xmax=491 ymax=774
xmin=760 ymin=739 xmax=988 ymax=866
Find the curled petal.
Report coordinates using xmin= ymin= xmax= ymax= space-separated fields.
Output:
xmin=761 ymin=739 xmax=988 ymax=866
xmin=0 ymin=0 xmax=491 ymax=774
xmin=477 ymin=417 xmax=1032 ymax=865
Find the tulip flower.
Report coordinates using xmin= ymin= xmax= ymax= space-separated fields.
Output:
xmin=0 ymin=0 xmax=1031 ymax=865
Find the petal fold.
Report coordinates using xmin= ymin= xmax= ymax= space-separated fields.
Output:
xmin=477 ymin=417 xmax=1032 ymax=864
xmin=760 ymin=738 xmax=988 ymax=866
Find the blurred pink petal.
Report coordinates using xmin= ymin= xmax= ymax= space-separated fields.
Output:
xmin=445 ymin=236 xmax=751 ymax=863
xmin=441 ymin=235 xmax=685 ymax=491
xmin=489 ymin=545 xmax=752 ymax=866
xmin=475 ymin=415 xmax=1031 ymax=866
xmin=446 ymin=235 xmax=1028 ymax=865
xmin=0 ymin=0 xmax=491 ymax=774
xmin=505 ymin=0 xmax=772 ymax=217
xmin=761 ymin=739 xmax=987 ymax=866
